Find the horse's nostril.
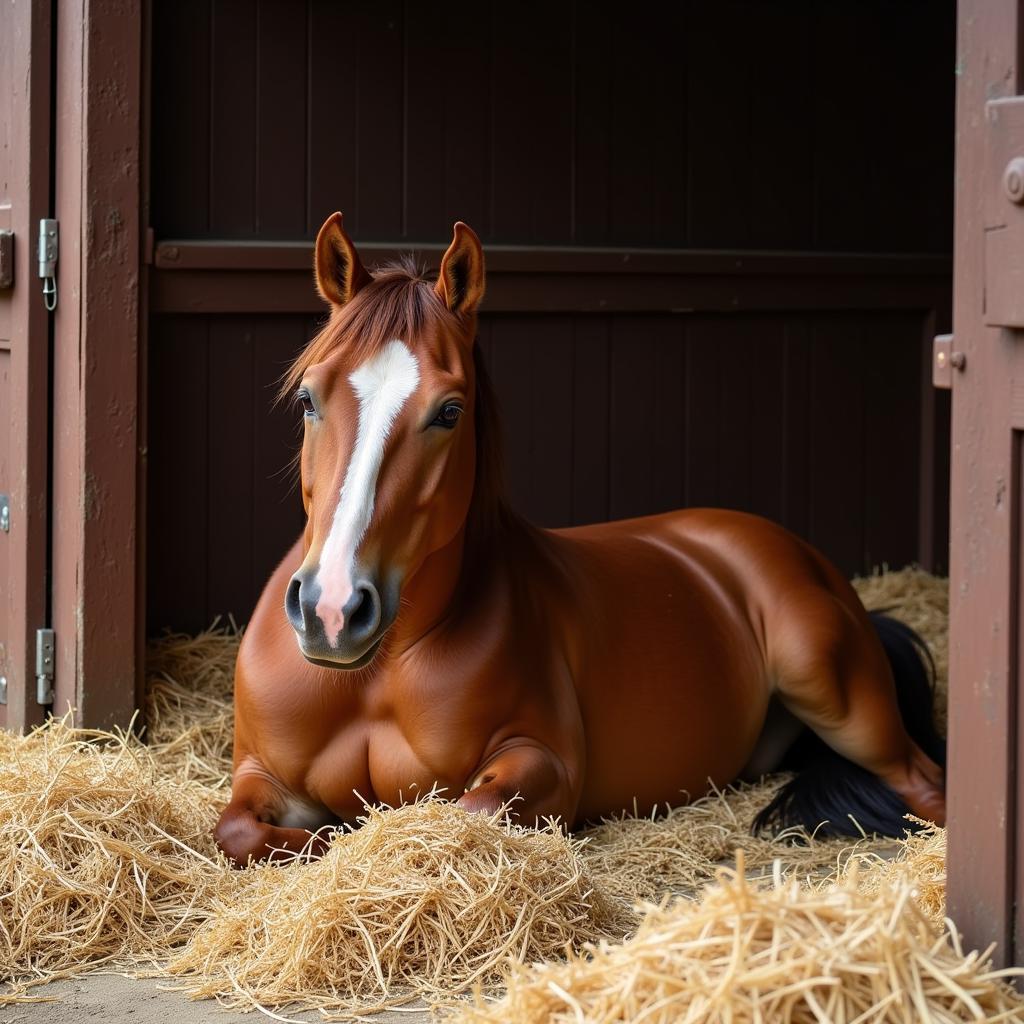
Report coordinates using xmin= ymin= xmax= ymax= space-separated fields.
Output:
xmin=345 ymin=583 xmax=381 ymax=642
xmin=285 ymin=575 xmax=304 ymax=631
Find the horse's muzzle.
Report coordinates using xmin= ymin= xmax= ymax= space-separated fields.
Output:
xmin=286 ymin=569 xmax=386 ymax=668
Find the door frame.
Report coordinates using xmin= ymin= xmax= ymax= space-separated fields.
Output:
xmin=946 ymin=0 xmax=1024 ymax=967
xmin=49 ymin=0 xmax=143 ymax=729
xmin=0 ymin=0 xmax=53 ymax=732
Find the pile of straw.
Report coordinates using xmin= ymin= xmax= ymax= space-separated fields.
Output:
xmin=448 ymin=856 xmax=1022 ymax=1024
xmin=854 ymin=818 xmax=948 ymax=929
xmin=145 ymin=622 xmax=239 ymax=787
xmin=0 ymin=717 xmax=224 ymax=1002
xmin=580 ymin=782 xmax=855 ymax=908
xmin=165 ymin=799 xmax=620 ymax=1013
xmin=1 ymin=566 xmax=992 ymax=1021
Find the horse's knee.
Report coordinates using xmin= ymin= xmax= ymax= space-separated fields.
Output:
xmin=214 ymin=806 xmax=269 ymax=867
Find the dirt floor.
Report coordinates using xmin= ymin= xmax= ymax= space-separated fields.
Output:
xmin=2 ymin=976 xmax=430 ymax=1023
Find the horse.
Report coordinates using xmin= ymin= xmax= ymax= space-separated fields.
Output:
xmin=213 ymin=212 xmax=946 ymax=865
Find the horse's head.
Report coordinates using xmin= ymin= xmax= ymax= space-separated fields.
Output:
xmin=285 ymin=213 xmax=486 ymax=669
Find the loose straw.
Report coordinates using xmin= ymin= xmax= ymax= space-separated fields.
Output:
xmin=3 ymin=567 xmax=1003 ymax=1023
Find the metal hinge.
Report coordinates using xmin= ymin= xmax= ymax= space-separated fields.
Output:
xmin=37 ymin=218 xmax=58 ymax=312
xmin=36 ymin=628 xmax=55 ymax=705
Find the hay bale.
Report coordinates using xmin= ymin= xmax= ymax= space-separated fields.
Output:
xmin=165 ymin=799 xmax=622 ymax=1014
xmin=0 ymin=717 xmax=227 ymax=1005
xmin=448 ymin=856 xmax=1023 ymax=1024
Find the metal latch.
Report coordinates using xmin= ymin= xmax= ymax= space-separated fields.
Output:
xmin=0 ymin=229 xmax=13 ymax=289
xmin=933 ymin=334 xmax=965 ymax=390
xmin=0 ymin=492 xmax=8 ymax=533
xmin=0 ymin=677 xmax=7 ymax=705
xmin=37 ymin=219 xmax=57 ymax=312
xmin=36 ymin=628 xmax=55 ymax=705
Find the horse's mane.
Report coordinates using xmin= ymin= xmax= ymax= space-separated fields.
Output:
xmin=283 ymin=257 xmax=513 ymax=552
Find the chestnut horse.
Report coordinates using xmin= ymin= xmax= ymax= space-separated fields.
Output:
xmin=214 ymin=213 xmax=946 ymax=865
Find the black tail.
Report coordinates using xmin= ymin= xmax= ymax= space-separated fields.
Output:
xmin=753 ymin=612 xmax=946 ymax=838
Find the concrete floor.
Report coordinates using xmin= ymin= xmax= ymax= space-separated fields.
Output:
xmin=1 ymin=975 xmax=431 ymax=1023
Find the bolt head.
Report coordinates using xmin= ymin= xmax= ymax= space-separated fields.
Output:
xmin=1005 ymin=157 xmax=1024 ymax=204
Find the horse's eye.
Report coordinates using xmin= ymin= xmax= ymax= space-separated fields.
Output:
xmin=431 ymin=402 xmax=463 ymax=429
xmin=296 ymin=390 xmax=315 ymax=416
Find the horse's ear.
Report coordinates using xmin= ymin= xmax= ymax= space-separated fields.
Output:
xmin=314 ymin=212 xmax=372 ymax=307
xmin=435 ymin=222 xmax=485 ymax=317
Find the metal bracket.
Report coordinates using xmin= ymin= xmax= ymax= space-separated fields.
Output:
xmin=0 ymin=677 xmax=7 ymax=705
xmin=37 ymin=218 xmax=57 ymax=312
xmin=36 ymin=628 xmax=55 ymax=705
xmin=933 ymin=334 xmax=966 ymax=390
xmin=0 ymin=229 xmax=13 ymax=289
xmin=0 ymin=493 xmax=8 ymax=533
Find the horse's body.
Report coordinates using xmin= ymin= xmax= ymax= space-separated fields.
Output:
xmin=215 ymin=215 xmax=945 ymax=865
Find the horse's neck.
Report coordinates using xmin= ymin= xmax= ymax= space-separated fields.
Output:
xmin=390 ymin=499 xmax=533 ymax=653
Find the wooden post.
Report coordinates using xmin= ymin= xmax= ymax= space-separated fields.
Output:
xmin=946 ymin=0 xmax=1023 ymax=966
xmin=51 ymin=0 xmax=143 ymax=729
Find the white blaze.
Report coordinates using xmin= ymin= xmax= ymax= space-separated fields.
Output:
xmin=315 ymin=340 xmax=420 ymax=645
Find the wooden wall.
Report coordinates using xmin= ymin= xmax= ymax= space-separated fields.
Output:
xmin=146 ymin=1 xmax=955 ymax=634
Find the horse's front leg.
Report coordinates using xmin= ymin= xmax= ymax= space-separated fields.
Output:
xmin=456 ymin=741 xmax=578 ymax=828
xmin=214 ymin=768 xmax=331 ymax=866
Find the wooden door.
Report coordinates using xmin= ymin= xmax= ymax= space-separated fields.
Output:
xmin=946 ymin=0 xmax=1024 ymax=967
xmin=0 ymin=1 xmax=52 ymax=732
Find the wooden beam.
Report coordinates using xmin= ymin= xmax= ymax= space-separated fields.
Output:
xmin=51 ymin=0 xmax=142 ymax=730
xmin=149 ymin=242 xmax=951 ymax=316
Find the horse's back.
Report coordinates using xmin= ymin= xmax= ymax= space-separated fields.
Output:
xmin=543 ymin=508 xmax=863 ymax=820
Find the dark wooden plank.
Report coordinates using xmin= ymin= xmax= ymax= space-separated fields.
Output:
xmin=570 ymin=317 xmax=610 ymax=523
xmin=609 ymin=317 xmax=659 ymax=519
xmin=854 ymin=3 xmax=955 ymax=253
xmin=150 ymin=0 xmax=211 ymax=237
xmin=744 ymin=318 xmax=787 ymax=524
xmin=862 ymin=313 xmax=921 ymax=572
xmin=743 ymin=1 xmax=814 ymax=249
xmin=210 ymin=0 xmax=257 ymax=235
xmin=806 ymin=316 xmax=865 ymax=575
xmin=716 ymin=326 xmax=754 ymax=513
xmin=352 ymin=2 xmax=404 ymax=238
xmin=486 ymin=316 xmax=539 ymax=520
xmin=250 ymin=318 xmax=308 ymax=598
xmin=146 ymin=317 xmax=210 ymax=633
xmin=810 ymin=5 xmax=870 ymax=250
xmin=570 ymin=6 xmax=612 ymax=245
xmin=489 ymin=6 xmax=573 ymax=242
xmin=685 ymin=3 xmax=749 ymax=247
xmin=526 ymin=319 xmax=574 ymax=526
xmin=255 ymin=0 xmax=307 ymax=238
xmin=607 ymin=9 xmax=687 ymax=245
xmin=307 ymin=2 xmax=358 ymax=236
xmin=780 ymin=319 xmax=811 ymax=540
xmin=649 ymin=318 xmax=686 ymax=511
xmin=403 ymin=3 xmax=489 ymax=242
xmin=683 ymin=318 xmax=722 ymax=508
xmin=206 ymin=320 xmax=256 ymax=622
xmin=401 ymin=4 xmax=448 ymax=243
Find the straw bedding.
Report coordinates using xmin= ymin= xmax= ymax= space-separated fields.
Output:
xmin=164 ymin=800 xmax=622 ymax=1013
xmin=1 ymin=567 xmax=1019 ymax=1021
xmin=448 ymin=854 xmax=1022 ymax=1024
